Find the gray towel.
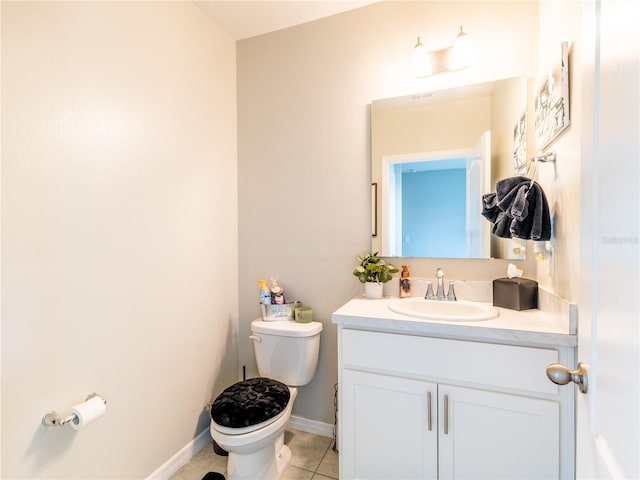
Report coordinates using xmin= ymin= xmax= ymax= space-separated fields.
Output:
xmin=482 ymin=176 xmax=551 ymax=241
xmin=482 ymin=192 xmax=512 ymax=238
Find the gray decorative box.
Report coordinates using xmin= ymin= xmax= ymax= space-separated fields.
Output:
xmin=492 ymin=277 xmax=538 ymax=311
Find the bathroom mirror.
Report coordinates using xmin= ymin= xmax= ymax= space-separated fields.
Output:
xmin=371 ymin=76 xmax=529 ymax=259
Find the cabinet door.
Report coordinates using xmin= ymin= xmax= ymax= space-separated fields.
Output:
xmin=438 ymin=385 xmax=560 ymax=479
xmin=341 ymin=369 xmax=437 ymax=479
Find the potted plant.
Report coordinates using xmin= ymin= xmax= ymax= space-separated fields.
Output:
xmin=353 ymin=252 xmax=399 ymax=299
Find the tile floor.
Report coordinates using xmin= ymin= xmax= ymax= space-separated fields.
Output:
xmin=169 ymin=429 xmax=338 ymax=480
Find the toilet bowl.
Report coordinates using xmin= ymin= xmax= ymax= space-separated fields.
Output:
xmin=210 ymin=383 xmax=297 ymax=479
xmin=209 ymin=319 xmax=322 ymax=480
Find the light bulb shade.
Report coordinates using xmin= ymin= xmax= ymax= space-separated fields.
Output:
xmin=411 ymin=37 xmax=431 ymax=77
xmin=452 ymin=26 xmax=473 ymax=70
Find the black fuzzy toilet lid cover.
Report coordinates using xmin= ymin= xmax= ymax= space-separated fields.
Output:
xmin=211 ymin=377 xmax=290 ymax=428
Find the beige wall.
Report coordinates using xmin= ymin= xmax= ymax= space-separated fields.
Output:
xmin=534 ymin=0 xmax=585 ymax=302
xmin=237 ymin=1 xmax=543 ymax=425
xmin=490 ymin=76 xmax=530 ymax=259
xmin=491 ymin=77 xmax=529 ymax=181
xmin=1 ymin=0 xmax=592 ymax=476
xmin=1 ymin=2 xmax=238 ymax=478
xmin=372 ymin=95 xmax=491 ymax=157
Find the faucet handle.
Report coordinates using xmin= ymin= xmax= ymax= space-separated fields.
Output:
xmin=436 ymin=267 xmax=444 ymax=278
xmin=425 ymin=281 xmax=434 ymax=300
xmin=447 ymin=282 xmax=457 ymax=301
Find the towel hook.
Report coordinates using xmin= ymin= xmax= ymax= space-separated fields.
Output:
xmin=526 ymin=151 xmax=556 ymax=187
xmin=532 ymin=151 xmax=557 ymax=163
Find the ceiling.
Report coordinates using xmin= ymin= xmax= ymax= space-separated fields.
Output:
xmin=194 ymin=0 xmax=380 ymax=40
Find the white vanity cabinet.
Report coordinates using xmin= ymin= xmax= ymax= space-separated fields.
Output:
xmin=437 ymin=384 xmax=558 ymax=479
xmin=342 ymin=369 xmax=439 ymax=478
xmin=337 ymin=327 xmax=575 ymax=479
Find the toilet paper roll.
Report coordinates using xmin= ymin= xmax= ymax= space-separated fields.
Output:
xmin=70 ymin=395 xmax=106 ymax=430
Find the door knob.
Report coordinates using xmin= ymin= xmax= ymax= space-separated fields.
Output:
xmin=546 ymin=362 xmax=589 ymax=393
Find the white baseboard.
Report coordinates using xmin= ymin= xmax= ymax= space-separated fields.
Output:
xmin=146 ymin=428 xmax=211 ymax=480
xmin=287 ymin=414 xmax=334 ymax=438
xmin=147 ymin=415 xmax=334 ymax=480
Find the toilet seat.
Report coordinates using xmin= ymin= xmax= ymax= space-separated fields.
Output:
xmin=213 ymin=408 xmax=287 ymax=435
xmin=210 ymin=377 xmax=290 ymax=435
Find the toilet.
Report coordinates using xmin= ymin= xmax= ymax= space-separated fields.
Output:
xmin=210 ymin=319 xmax=323 ymax=480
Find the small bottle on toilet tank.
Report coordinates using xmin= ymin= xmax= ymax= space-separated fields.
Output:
xmin=270 ymin=279 xmax=285 ymax=305
xmin=258 ymin=279 xmax=271 ymax=305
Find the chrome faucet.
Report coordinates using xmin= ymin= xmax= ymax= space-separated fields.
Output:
xmin=424 ymin=269 xmax=456 ymax=301
xmin=424 ymin=281 xmax=434 ymax=300
xmin=447 ymin=282 xmax=457 ymax=301
xmin=435 ymin=268 xmax=445 ymax=301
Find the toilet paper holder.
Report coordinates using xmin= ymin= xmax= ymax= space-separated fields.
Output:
xmin=42 ymin=393 xmax=106 ymax=427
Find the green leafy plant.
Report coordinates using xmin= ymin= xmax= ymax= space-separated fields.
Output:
xmin=353 ymin=252 xmax=399 ymax=284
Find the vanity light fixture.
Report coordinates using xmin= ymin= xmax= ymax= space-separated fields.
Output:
xmin=411 ymin=26 xmax=473 ymax=78
xmin=452 ymin=26 xmax=473 ymax=70
xmin=410 ymin=37 xmax=432 ymax=77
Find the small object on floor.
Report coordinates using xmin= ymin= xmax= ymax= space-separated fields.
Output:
xmin=202 ymin=473 xmax=225 ymax=480
xmin=212 ymin=439 xmax=228 ymax=456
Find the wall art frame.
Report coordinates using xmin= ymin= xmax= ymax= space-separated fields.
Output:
xmin=513 ymin=112 xmax=527 ymax=172
xmin=535 ymin=41 xmax=570 ymax=151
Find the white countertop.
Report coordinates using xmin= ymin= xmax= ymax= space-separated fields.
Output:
xmin=332 ymin=296 xmax=577 ymax=348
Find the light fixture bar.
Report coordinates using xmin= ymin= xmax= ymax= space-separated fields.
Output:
xmin=411 ymin=26 xmax=473 ymax=78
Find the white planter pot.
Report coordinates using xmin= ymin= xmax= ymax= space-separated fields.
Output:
xmin=365 ymin=282 xmax=383 ymax=299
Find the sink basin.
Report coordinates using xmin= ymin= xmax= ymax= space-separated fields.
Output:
xmin=388 ymin=298 xmax=499 ymax=322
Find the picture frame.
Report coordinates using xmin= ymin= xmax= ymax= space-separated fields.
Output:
xmin=513 ymin=112 xmax=527 ymax=173
xmin=535 ymin=41 xmax=570 ymax=151
xmin=371 ymin=183 xmax=377 ymax=237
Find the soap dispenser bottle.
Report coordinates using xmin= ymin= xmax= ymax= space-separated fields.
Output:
xmin=399 ymin=265 xmax=412 ymax=298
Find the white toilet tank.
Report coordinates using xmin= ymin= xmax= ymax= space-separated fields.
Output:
xmin=250 ymin=319 xmax=323 ymax=386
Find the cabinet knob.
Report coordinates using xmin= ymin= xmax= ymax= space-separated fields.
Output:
xmin=546 ymin=362 xmax=589 ymax=394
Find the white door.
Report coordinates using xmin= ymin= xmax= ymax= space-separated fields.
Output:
xmin=438 ymin=385 xmax=559 ymax=479
xmin=576 ymin=0 xmax=639 ymax=477
xmin=466 ymin=131 xmax=491 ymax=258
xmin=341 ymin=369 xmax=438 ymax=479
